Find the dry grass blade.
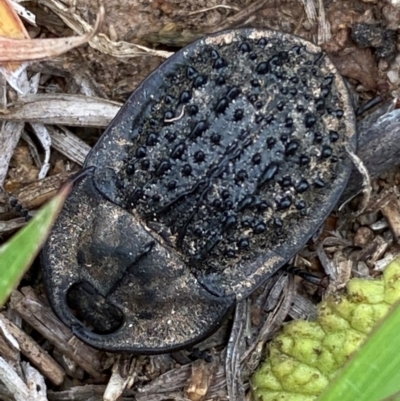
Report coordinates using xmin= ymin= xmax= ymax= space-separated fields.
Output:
xmin=7 ymin=0 xmax=36 ymax=26
xmin=187 ymin=5 xmax=240 ymax=16
xmin=0 ymin=121 xmax=24 ymax=186
xmin=30 ymin=123 xmax=51 ymax=179
xmin=226 ymin=301 xmax=247 ymax=400
xmin=241 ymin=274 xmax=295 ymax=373
xmin=210 ymin=0 xmax=268 ymax=32
xmin=95 ymin=34 xmax=174 ymax=58
xmin=317 ymin=0 xmax=332 ymax=44
xmin=39 ymin=0 xmax=173 ymax=59
xmin=0 ymin=94 xmax=121 ymax=127
xmin=0 ymin=4 xmax=104 ymax=62
xmin=300 ymin=0 xmax=317 ymax=21
xmin=342 ymin=149 xmax=372 ymax=214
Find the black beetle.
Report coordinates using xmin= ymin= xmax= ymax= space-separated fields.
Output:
xmin=42 ymin=28 xmax=356 ymax=353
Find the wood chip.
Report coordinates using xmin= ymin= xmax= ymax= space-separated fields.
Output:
xmin=104 ymin=364 xmax=127 ymax=401
xmin=370 ymin=219 xmax=389 ymax=231
xmin=364 ymin=188 xmax=395 ymax=214
xmin=357 ymin=235 xmax=388 ymax=266
xmin=22 ymin=361 xmax=47 ymax=401
xmin=0 ymin=312 xmax=19 ymax=351
xmin=136 ymin=363 xmax=192 ymax=396
xmin=48 ymin=126 xmax=91 ymax=166
xmin=381 ymin=196 xmax=400 ymax=243
xmin=0 ymin=334 xmax=19 ymax=367
xmin=52 ymin=349 xmax=84 ymax=380
xmin=104 ymin=355 xmax=136 ymax=401
xmin=0 ymin=313 xmax=65 ymax=385
xmin=9 ymin=288 xmax=103 ymax=378
xmin=332 ymin=251 xmax=353 ymax=290
xmin=184 ymin=359 xmax=218 ymax=401
xmin=374 ymin=252 xmax=400 ymax=272
xmin=0 ymin=72 xmax=6 ymax=109
xmin=0 ymin=383 xmax=14 ymax=401
xmin=9 ymin=171 xmax=75 ymax=210
xmin=288 ymin=293 xmax=318 ymax=321
xmin=0 ymin=357 xmax=30 ymax=401
xmin=355 ymin=261 xmax=370 ymax=277
xmin=0 ymin=359 xmax=46 ymax=401
xmin=47 ymin=385 xmax=107 ymax=401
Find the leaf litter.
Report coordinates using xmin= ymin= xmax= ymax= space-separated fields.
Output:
xmin=1 ymin=0 xmax=400 ymax=400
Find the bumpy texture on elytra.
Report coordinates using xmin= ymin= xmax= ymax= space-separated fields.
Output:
xmin=251 ymin=256 xmax=400 ymax=401
xmin=42 ymin=29 xmax=356 ymax=353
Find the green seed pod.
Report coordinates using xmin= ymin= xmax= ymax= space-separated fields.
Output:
xmin=251 ymin=257 xmax=400 ymax=401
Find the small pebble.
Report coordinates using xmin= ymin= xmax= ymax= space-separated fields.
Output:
xmin=353 ymin=226 xmax=374 ymax=248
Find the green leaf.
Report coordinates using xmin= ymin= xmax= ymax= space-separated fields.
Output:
xmin=318 ymin=297 xmax=400 ymax=401
xmin=0 ymin=183 xmax=71 ymax=307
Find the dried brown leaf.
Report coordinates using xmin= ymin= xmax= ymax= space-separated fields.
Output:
xmin=0 ymin=0 xmax=29 ymax=72
xmin=328 ymin=47 xmax=378 ymax=90
xmin=0 ymin=0 xmax=29 ymax=39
